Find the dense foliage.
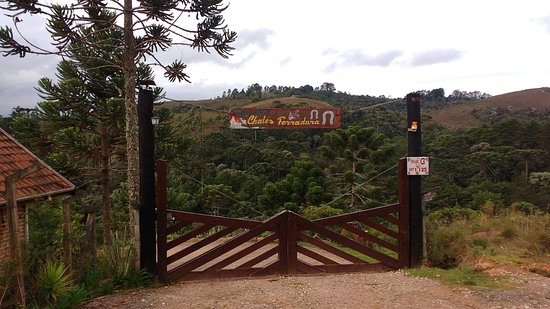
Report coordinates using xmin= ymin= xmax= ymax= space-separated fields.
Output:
xmin=2 ymin=83 xmax=550 ymax=306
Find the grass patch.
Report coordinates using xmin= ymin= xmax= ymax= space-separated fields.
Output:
xmin=404 ymin=267 xmax=513 ymax=289
xmin=529 ymin=268 xmax=550 ymax=278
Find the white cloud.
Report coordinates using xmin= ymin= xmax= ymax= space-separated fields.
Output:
xmin=1 ymin=0 xmax=550 ymax=116
xmin=540 ymin=15 xmax=550 ymax=33
xmin=409 ymin=49 xmax=463 ymax=67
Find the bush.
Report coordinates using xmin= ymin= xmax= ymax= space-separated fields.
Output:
xmin=427 ymin=225 xmax=468 ymax=268
xmin=302 ymin=205 xmax=343 ymax=220
xmin=426 ymin=208 xmax=481 ymax=226
xmin=36 ymin=260 xmax=74 ymax=307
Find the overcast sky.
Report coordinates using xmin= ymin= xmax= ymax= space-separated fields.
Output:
xmin=1 ymin=0 xmax=550 ymax=116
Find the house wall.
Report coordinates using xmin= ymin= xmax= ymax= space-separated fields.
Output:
xmin=0 ymin=203 xmax=27 ymax=263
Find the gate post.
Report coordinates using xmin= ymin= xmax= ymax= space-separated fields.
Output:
xmin=398 ymin=158 xmax=410 ymax=268
xmin=138 ymin=86 xmax=157 ymax=275
xmin=287 ymin=212 xmax=298 ymax=274
xmin=278 ymin=211 xmax=289 ymax=274
xmin=407 ymin=93 xmax=424 ymax=267
xmin=156 ymin=160 xmax=168 ymax=283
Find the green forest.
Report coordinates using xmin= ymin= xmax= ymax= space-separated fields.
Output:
xmin=2 ymin=82 xmax=550 ymax=307
xmin=5 ymin=83 xmax=549 ymax=220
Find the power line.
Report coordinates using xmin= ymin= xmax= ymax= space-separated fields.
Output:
xmin=162 ymin=96 xmax=232 ymax=115
xmin=355 ymin=98 xmax=405 ymax=111
xmin=177 ymin=170 xmax=266 ymax=217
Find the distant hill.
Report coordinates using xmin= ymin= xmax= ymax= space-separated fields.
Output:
xmin=243 ymin=97 xmax=334 ymax=108
xmin=428 ymin=88 xmax=550 ymax=128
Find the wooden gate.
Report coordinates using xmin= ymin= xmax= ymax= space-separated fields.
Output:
xmin=156 ymin=160 xmax=411 ymax=283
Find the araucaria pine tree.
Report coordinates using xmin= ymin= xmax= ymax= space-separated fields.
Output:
xmin=0 ymin=0 xmax=236 ymax=265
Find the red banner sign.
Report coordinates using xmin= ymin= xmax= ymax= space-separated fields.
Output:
xmin=229 ymin=108 xmax=341 ymax=129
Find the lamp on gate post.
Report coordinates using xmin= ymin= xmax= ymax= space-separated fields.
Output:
xmin=138 ymin=79 xmax=157 ymax=275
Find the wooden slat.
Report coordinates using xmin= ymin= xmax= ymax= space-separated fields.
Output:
xmin=297 ymin=246 xmax=337 ymax=265
xmin=295 ymin=214 xmax=400 ymax=269
xmin=170 ymin=211 xmax=261 ymax=228
xmin=236 ymin=246 xmax=278 ymax=268
xmin=156 ymin=160 xmax=168 ymax=283
xmin=166 ymin=220 xmax=190 ymax=235
xmin=205 ymin=233 xmax=278 ymax=271
xmin=167 ymin=214 xmax=284 ymax=280
xmin=296 ymin=260 xmax=325 ymax=274
xmin=167 ymin=226 xmax=237 ymax=265
xmin=359 ymin=218 xmax=399 ymax=240
xmin=251 ymin=260 xmax=280 ymax=277
xmin=298 ymin=233 xmax=365 ymax=264
xmin=380 ymin=213 xmax=399 ymax=226
xmin=338 ymin=222 xmax=399 ymax=253
xmin=314 ymin=204 xmax=399 ymax=226
xmin=398 ymin=158 xmax=410 ymax=268
xmin=166 ymin=223 xmax=214 ymax=250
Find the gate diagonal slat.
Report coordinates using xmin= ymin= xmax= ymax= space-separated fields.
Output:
xmin=168 ymin=214 xmax=284 ymax=280
xmin=359 ymin=218 xmax=400 ymax=240
xmin=313 ymin=204 xmax=399 ymax=226
xmin=169 ymin=211 xmax=261 ymax=228
xmin=380 ymin=213 xmax=399 ymax=226
xmin=298 ymin=233 xmax=365 ymax=264
xmin=251 ymin=260 xmax=280 ymax=277
xmin=296 ymin=260 xmax=325 ymax=274
xmin=167 ymin=226 xmax=237 ymax=265
xmin=338 ymin=222 xmax=399 ymax=253
xmin=237 ymin=246 xmax=278 ymax=269
xmin=167 ymin=223 xmax=214 ymax=251
xmin=206 ymin=233 xmax=278 ymax=271
xmin=295 ymin=215 xmax=400 ymax=269
xmin=166 ymin=221 xmax=190 ymax=235
xmin=297 ymin=245 xmax=337 ymax=265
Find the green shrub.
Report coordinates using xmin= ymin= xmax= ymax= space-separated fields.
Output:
xmin=55 ymin=286 xmax=90 ymax=309
xmin=101 ymin=231 xmax=135 ymax=278
xmin=471 ymin=237 xmax=488 ymax=249
xmin=302 ymin=204 xmax=343 ymax=220
xmin=509 ymin=201 xmax=542 ymax=215
xmin=501 ymin=226 xmax=517 ymax=239
xmin=426 ymin=208 xmax=480 ymax=226
xmin=36 ymin=260 xmax=74 ymax=306
xmin=427 ymin=225 xmax=468 ymax=268
xmin=113 ymin=268 xmax=153 ymax=289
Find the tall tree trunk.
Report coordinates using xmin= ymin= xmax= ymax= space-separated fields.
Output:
xmin=123 ymin=0 xmax=141 ymax=266
xmin=101 ymin=126 xmax=112 ymax=245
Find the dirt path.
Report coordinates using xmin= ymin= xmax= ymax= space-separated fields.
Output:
xmin=80 ymin=267 xmax=550 ymax=309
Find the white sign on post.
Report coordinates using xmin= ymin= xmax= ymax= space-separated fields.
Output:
xmin=407 ymin=157 xmax=429 ymax=175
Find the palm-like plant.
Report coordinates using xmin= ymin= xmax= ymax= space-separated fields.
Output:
xmin=37 ymin=260 xmax=74 ymax=305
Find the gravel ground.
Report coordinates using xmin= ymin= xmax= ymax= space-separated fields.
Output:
xmin=80 ymin=267 xmax=550 ymax=309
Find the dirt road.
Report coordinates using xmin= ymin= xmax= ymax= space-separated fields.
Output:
xmin=80 ymin=266 xmax=550 ymax=309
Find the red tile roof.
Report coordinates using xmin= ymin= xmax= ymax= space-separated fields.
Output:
xmin=0 ymin=127 xmax=75 ymax=205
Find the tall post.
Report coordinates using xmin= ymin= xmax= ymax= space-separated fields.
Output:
xmin=138 ymin=86 xmax=156 ymax=274
xmin=156 ymin=160 xmax=168 ymax=283
xmin=398 ymin=158 xmax=410 ymax=268
xmin=407 ymin=93 xmax=423 ymax=266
